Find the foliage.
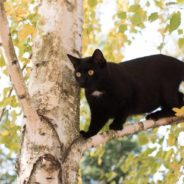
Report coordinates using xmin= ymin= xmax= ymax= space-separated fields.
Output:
xmin=80 ymin=137 xmax=139 ymax=183
xmin=80 ymin=0 xmax=184 ymax=184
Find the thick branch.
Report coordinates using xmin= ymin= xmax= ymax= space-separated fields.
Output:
xmin=84 ymin=116 xmax=184 ymax=150
xmin=0 ymin=1 xmax=40 ymax=132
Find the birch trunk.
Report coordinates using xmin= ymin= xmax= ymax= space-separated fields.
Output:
xmin=17 ymin=0 xmax=83 ymax=183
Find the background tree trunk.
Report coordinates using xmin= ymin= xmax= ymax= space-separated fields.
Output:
xmin=17 ymin=0 xmax=83 ymax=183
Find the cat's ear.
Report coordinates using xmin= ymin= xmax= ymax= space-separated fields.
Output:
xmin=67 ymin=54 xmax=80 ymax=68
xmin=92 ymin=49 xmax=106 ymax=66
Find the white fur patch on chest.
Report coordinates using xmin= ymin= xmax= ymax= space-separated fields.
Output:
xmin=91 ymin=90 xmax=104 ymax=97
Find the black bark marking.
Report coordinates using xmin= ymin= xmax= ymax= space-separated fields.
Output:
xmin=12 ymin=60 xmax=18 ymax=65
xmin=138 ymin=121 xmax=144 ymax=131
xmin=18 ymin=94 xmax=26 ymax=99
xmin=27 ymin=154 xmax=61 ymax=184
xmin=38 ymin=113 xmax=64 ymax=157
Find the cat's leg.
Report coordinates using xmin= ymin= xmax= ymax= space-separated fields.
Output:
xmin=147 ymin=91 xmax=184 ymax=120
xmin=146 ymin=108 xmax=175 ymax=120
xmin=80 ymin=113 xmax=108 ymax=138
xmin=109 ymin=114 xmax=127 ymax=131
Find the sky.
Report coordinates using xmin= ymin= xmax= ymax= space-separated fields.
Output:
xmin=96 ymin=0 xmax=184 ymax=61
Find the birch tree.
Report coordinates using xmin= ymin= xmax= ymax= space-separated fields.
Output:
xmin=1 ymin=0 xmax=184 ymax=184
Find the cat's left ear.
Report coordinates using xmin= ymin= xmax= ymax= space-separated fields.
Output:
xmin=67 ymin=54 xmax=80 ymax=69
xmin=92 ymin=49 xmax=106 ymax=66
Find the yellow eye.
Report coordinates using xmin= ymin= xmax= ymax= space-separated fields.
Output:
xmin=88 ymin=69 xmax=94 ymax=76
xmin=76 ymin=72 xmax=81 ymax=77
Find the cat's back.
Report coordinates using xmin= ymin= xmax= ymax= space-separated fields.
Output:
xmin=106 ymin=54 xmax=184 ymax=87
xmin=120 ymin=54 xmax=183 ymax=68
xmin=115 ymin=54 xmax=184 ymax=78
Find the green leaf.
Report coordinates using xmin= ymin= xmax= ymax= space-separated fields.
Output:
xmin=167 ymin=134 xmax=175 ymax=146
xmin=177 ymin=0 xmax=184 ymax=4
xmin=119 ymin=24 xmax=127 ymax=33
xmin=148 ymin=12 xmax=158 ymax=22
xmin=155 ymin=0 xmax=164 ymax=8
xmin=178 ymin=29 xmax=183 ymax=35
xmin=138 ymin=133 xmax=148 ymax=145
xmin=130 ymin=13 xmax=143 ymax=27
xmin=117 ymin=12 xmax=126 ymax=19
xmin=178 ymin=38 xmax=184 ymax=48
xmin=169 ymin=11 xmax=181 ymax=33
xmin=105 ymin=171 xmax=117 ymax=182
xmin=129 ymin=4 xmax=141 ymax=12
xmin=88 ymin=0 xmax=97 ymax=7
xmin=0 ymin=55 xmax=5 ymax=67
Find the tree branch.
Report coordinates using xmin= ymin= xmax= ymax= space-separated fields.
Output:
xmin=84 ymin=116 xmax=184 ymax=150
xmin=0 ymin=63 xmax=27 ymax=122
xmin=0 ymin=1 xmax=41 ymax=132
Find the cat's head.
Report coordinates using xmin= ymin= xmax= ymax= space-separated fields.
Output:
xmin=67 ymin=49 xmax=106 ymax=89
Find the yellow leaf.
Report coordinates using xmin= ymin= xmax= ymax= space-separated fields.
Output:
xmin=173 ymin=106 xmax=184 ymax=116
xmin=4 ymin=2 xmax=15 ymax=17
xmin=168 ymin=134 xmax=175 ymax=146
xmin=15 ymin=6 xmax=28 ymax=20
xmin=18 ymin=24 xmax=36 ymax=40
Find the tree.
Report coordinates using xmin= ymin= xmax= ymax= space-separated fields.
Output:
xmin=0 ymin=0 xmax=184 ymax=184
xmin=0 ymin=0 xmax=83 ymax=183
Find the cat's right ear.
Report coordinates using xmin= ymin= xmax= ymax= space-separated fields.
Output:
xmin=92 ymin=49 xmax=106 ymax=67
xmin=67 ymin=54 xmax=80 ymax=69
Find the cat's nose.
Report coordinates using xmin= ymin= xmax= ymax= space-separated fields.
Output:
xmin=79 ymin=81 xmax=86 ymax=88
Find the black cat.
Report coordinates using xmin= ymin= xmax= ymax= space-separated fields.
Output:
xmin=67 ymin=49 xmax=184 ymax=138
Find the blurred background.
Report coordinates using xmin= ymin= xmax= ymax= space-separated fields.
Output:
xmin=0 ymin=0 xmax=184 ymax=183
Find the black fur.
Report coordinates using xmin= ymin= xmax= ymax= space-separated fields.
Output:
xmin=67 ymin=49 xmax=184 ymax=138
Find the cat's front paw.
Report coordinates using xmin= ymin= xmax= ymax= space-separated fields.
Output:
xmin=80 ymin=131 xmax=91 ymax=139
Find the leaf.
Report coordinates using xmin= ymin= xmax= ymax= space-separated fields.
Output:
xmin=177 ymin=0 xmax=184 ymax=4
xmin=117 ymin=12 xmax=127 ymax=19
xmin=178 ymin=29 xmax=183 ymax=35
xmin=130 ymin=13 xmax=143 ymax=27
xmin=129 ymin=4 xmax=141 ymax=12
xmin=138 ymin=133 xmax=148 ymax=145
xmin=178 ymin=38 xmax=184 ymax=48
xmin=105 ymin=172 xmax=117 ymax=182
xmin=0 ymin=56 xmax=5 ymax=67
xmin=173 ymin=106 xmax=184 ymax=116
xmin=167 ymin=134 xmax=175 ymax=146
xmin=155 ymin=0 xmax=164 ymax=8
xmin=18 ymin=24 xmax=36 ymax=40
xmin=88 ymin=0 xmax=97 ymax=7
xmin=169 ymin=11 xmax=181 ymax=33
xmin=119 ymin=24 xmax=127 ymax=33
xmin=148 ymin=12 xmax=158 ymax=22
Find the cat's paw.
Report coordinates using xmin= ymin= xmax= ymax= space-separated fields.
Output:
xmin=109 ymin=123 xmax=122 ymax=130
xmin=80 ymin=131 xmax=91 ymax=139
xmin=146 ymin=113 xmax=159 ymax=121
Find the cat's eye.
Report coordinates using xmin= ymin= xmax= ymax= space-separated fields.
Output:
xmin=88 ymin=69 xmax=94 ymax=76
xmin=76 ymin=72 xmax=81 ymax=77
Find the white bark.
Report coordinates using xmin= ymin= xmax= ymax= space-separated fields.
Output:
xmin=18 ymin=0 xmax=83 ymax=183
